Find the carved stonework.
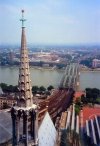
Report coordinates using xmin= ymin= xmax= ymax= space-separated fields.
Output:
xmin=18 ymin=11 xmax=33 ymax=108
xmin=11 ymin=10 xmax=38 ymax=146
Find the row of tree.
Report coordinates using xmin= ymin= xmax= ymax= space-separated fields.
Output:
xmin=80 ymin=58 xmax=92 ymax=67
xmin=81 ymin=88 xmax=100 ymax=104
xmin=0 ymin=83 xmax=54 ymax=94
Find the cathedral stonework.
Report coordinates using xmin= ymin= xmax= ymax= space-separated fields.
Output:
xmin=11 ymin=10 xmax=39 ymax=146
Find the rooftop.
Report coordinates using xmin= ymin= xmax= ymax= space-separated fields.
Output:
xmin=82 ymin=107 xmax=100 ymax=125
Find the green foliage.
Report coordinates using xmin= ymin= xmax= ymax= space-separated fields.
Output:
xmin=39 ymin=86 xmax=46 ymax=91
xmin=75 ymin=105 xmax=80 ymax=115
xmin=85 ymin=88 xmax=92 ymax=91
xmin=14 ymin=61 xmax=20 ymax=65
xmin=39 ymin=61 xmax=44 ymax=67
xmin=81 ymin=88 xmax=100 ymax=105
xmin=0 ymin=83 xmax=55 ymax=97
xmin=80 ymin=58 xmax=92 ymax=67
xmin=96 ymin=97 xmax=100 ymax=104
xmin=32 ymin=86 xmax=39 ymax=91
xmin=56 ymin=63 xmax=66 ymax=69
xmin=47 ymin=85 xmax=54 ymax=91
xmin=60 ymin=54 xmax=72 ymax=60
xmin=75 ymin=107 xmax=80 ymax=115
xmin=0 ymin=83 xmax=8 ymax=92
xmin=1 ymin=61 xmax=6 ymax=66
xmin=13 ymin=85 xmax=18 ymax=92
xmin=7 ymin=85 xmax=14 ymax=92
xmin=81 ymin=95 xmax=88 ymax=104
xmin=32 ymin=86 xmax=39 ymax=94
xmin=91 ymin=88 xmax=100 ymax=94
xmin=0 ymin=83 xmax=18 ymax=93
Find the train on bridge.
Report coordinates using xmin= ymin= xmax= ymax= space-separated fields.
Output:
xmin=38 ymin=89 xmax=74 ymax=124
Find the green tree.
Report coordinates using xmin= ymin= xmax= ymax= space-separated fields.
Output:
xmin=32 ymin=86 xmax=39 ymax=91
xmin=32 ymin=86 xmax=39 ymax=94
xmin=80 ymin=58 xmax=92 ymax=67
xmin=1 ymin=61 xmax=6 ymax=66
xmin=47 ymin=85 xmax=54 ymax=91
xmin=81 ymin=95 xmax=88 ymax=104
xmin=61 ymin=54 xmax=72 ymax=60
xmin=39 ymin=86 xmax=46 ymax=91
xmin=96 ymin=97 xmax=100 ymax=104
xmin=75 ymin=108 xmax=80 ymax=115
xmin=75 ymin=105 xmax=80 ymax=115
xmin=56 ymin=64 xmax=66 ymax=69
xmin=92 ymin=93 xmax=98 ymax=99
xmin=7 ymin=85 xmax=14 ymax=92
xmin=39 ymin=61 xmax=44 ymax=67
xmin=13 ymin=85 xmax=18 ymax=92
xmin=0 ymin=83 xmax=8 ymax=92
xmin=14 ymin=61 xmax=20 ymax=65
xmin=85 ymin=88 xmax=92 ymax=91
xmin=91 ymin=88 xmax=100 ymax=94
xmin=86 ymin=91 xmax=92 ymax=99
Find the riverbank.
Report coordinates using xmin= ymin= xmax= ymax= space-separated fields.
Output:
xmin=0 ymin=65 xmax=65 ymax=71
xmin=81 ymin=67 xmax=100 ymax=72
xmin=30 ymin=66 xmax=65 ymax=71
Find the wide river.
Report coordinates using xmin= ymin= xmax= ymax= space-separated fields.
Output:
xmin=0 ymin=67 xmax=100 ymax=90
xmin=0 ymin=67 xmax=64 ymax=88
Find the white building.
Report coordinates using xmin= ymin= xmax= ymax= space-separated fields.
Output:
xmin=92 ymin=59 xmax=100 ymax=68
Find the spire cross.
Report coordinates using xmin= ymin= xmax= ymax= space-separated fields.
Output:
xmin=20 ymin=10 xmax=26 ymax=28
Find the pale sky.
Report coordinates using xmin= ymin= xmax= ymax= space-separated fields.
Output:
xmin=0 ymin=0 xmax=100 ymax=45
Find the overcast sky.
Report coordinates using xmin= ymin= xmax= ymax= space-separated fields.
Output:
xmin=0 ymin=0 xmax=100 ymax=45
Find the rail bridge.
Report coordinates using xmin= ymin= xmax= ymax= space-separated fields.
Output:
xmin=59 ymin=63 xmax=80 ymax=91
xmin=38 ymin=89 xmax=74 ymax=124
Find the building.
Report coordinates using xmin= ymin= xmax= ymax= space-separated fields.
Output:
xmin=9 ymin=49 xmax=13 ymax=62
xmin=0 ymin=94 xmax=16 ymax=109
xmin=85 ymin=115 xmax=100 ymax=146
xmin=11 ymin=10 xmax=39 ymax=146
xmin=56 ymin=104 xmax=80 ymax=145
xmin=92 ymin=59 xmax=100 ymax=68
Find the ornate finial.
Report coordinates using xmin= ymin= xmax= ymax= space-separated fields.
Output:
xmin=22 ymin=9 xmax=24 ymax=13
xmin=20 ymin=9 xmax=26 ymax=27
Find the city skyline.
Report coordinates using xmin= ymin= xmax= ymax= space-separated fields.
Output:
xmin=0 ymin=0 xmax=100 ymax=45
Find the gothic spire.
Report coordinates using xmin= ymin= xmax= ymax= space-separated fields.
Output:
xmin=18 ymin=10 xmax=33 ymax=107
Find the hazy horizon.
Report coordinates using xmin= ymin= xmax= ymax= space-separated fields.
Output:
xmin=0 ymin=0 xmax=100 ymax=45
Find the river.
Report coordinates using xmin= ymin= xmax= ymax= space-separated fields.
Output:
xmin=0 ymin=67 xmax=64 ymax=88
xmin=0 ymin=67 xmax=100 ymax=90
xmin=77 ymin=71 xmax=100 ymax=91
